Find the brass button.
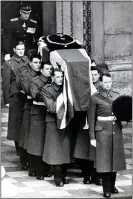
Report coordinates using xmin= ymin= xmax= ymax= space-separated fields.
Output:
xmin=113 ymin=132 xmax=115 ymax=135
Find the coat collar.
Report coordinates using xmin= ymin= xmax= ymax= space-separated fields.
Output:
xmin=27 ymin=64 xmax=38 ymax=77
xmin=13 ymin=54 xmax=27 ymax=62
xmin=51 ymin=82 xmax=63 ymax=91
xmin=99 ymin=87 xmax=113 ymax=98
xmin=94 ymin=80 xmax=100 ymax=89
xmin=39 ymin=74 xmax=49 ymax=83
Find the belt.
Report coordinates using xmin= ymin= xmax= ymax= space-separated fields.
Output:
xmin=27 ymin=95 xmax=32 ymax=99
xmin=20 ymin=90 xmax=25 ymax=94
xmin=97 ymin=116 xmax=116 ymax=121
xmin=33 ymin=101 xmax=45 ymax=106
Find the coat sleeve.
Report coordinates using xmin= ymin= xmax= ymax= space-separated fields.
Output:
xmin=1 ymin=62 xmax=11 ymax=104
xmin=87 ymin=96 xmax=97 ymax=140
xmin=16 ymin=67 xmax=22 ymax=91
xmin=20 ymin=70 xmax=30 ymax=94
xmin=3 ymin=21 xmax=12 ymax=54
xmin=30 ymin=79 xmax=41 ymax=101
xmin=41 ymin=86 xmax=56 ymax=113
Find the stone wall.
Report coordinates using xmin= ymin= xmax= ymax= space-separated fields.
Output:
xmin=91 ymin=1 xmax=132 ymax=95
xmin=55 ymin=1 xmax=132 ymax=95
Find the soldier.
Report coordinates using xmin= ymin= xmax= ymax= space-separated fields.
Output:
xmin=41 ymin=69 xmax=71 ymax=187
xmin=27 ymin=61 xmax=53 ymax=180
xmin=3 ymin=4 xmax=38 ymax=61
xmin=18 ymin=49 xmax=41 ymax=171
xmin=91 ymin=66 xmax=101 ymax=90
xmin=88 ymin=73 xmax=126 ymax=198
xmin=1 ymin=40 xmax=29 ymax=156
xmin=87 ymin=65 xmax=103 ymax=185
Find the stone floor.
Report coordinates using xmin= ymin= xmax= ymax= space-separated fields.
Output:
xmin=1 ymin=105 xmax=132 ymax=198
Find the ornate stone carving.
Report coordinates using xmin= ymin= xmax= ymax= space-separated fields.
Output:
xmin=83 ymin=1 xmax=91 ymax=55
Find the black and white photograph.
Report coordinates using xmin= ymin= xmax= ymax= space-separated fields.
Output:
xmin=1 ymin=1 xmax=132 ymax=198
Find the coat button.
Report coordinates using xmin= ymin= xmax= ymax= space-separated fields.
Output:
xmin=112 ymin=113 xmax=114 ymax=115
xmin=113 ymin=132 xmax=115 ymax=134
xmin=113 ymin=122 xmax=115 ymax=124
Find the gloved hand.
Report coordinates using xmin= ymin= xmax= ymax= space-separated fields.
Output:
xmin=90 ymin=139 xmax=96 ymax=147
xmin=4 ymin=54 xmax=10 ymax=61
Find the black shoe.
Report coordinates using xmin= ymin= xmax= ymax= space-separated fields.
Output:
xmin=95 ymin=178 xmax=102 ymax=186
xmin=83 ymin=179 xmax=91 ymax=184
xmin=55 ymin=181 xmax=64 ymax=187
xmin=111 ymin=187 xmax=118 ymax=194
xmin=43 ymin=173 xmax=52 ymax=177
xmin=103 ymin=192 xmax=111 ymax=198
xmin=20 ymin=164 xmax=28 ymax=170
xmin=63 ymin=178 xmax=69 ymax=184
xmin=36 ymin=176 xmax=44 ymax=180
xmin=17 ymin=151 xmax=20 ymax=156
xmin=28 ymin=170 xmax=36 ymax=177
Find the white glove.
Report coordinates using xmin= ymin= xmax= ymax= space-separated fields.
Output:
xmin=6 ymin=104 xmax=9 ymax=107
xmin=4 ymin=54 xmax=10 ymax=61
xmin=90 ymin=139 xmax=96 ymax=147
xmin=1 ymin=166 xmax=6 ymax=179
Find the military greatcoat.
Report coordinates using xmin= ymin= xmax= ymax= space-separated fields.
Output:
xmin=1 ymin=54 xmax=28 ymax=141
xmin=18 ymin=65 xmax=38 ymax=149
xmin=41 ymin=82 xmax=71 ymax=165
xmin=88 ymin=87 xmax=126 ymax=173
xmin=27 ymin=74 xmax=51 ymax=156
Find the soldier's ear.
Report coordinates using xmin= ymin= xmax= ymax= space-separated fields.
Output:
xmin=13 ymin=48 xmax=16 ymax=53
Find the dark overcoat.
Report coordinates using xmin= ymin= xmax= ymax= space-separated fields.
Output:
xmin=1 ymin=54 xmax=28 ymax=141
xmin=18 ymin=65 xmax=38 ymax=149
xmin=73 ymin=81 xmax=101 ymax=161
xmin=27 ymin=74 xmax=51 ymax=156
xmin=41 ymin=82 xmax=71 ymax=165
xmin=88 ymin=88 xmax=126 ymax=173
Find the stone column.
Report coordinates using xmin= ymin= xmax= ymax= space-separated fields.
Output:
xmin=91 ymin=2 xmax=104 ymax=64
xmin=42 ymin=1 xmax=56 ymax=35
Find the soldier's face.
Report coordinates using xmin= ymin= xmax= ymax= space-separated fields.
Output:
xmin=91 ymin=70 xmax=100 ymax=83
xmin=13 ymin=44 xmax=25 ymax=57
xmin=41 ymin=64 xmax=53 ymax=77
xmin=101 ymin=76 xmax=112 ymax=91
xmin=53 ymin=71 xmax=63 ymax=86
xmin=20 ymin=10 xmax=30 ymax=21
xmin=30 ymin=58 xmax=41 ymax=72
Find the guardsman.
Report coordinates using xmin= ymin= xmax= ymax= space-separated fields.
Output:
xmin=87 ymin=65 xmax=103 ymax=185
xmin=41 ymin=69 xmax=71 ymax=187
xmin=18 ymin=49 xmax=41 ymax=171
xmin=88 ymin=73 xmax=126 ymax=198
xmin=73 ymin=65 xmax=103 ymax=186
xmin=4 ymin=4 xmax=38 ymax=61
xmin=27 ymin=61 xmax=53 ymax=180
xmin=1 ymin=40 xmax=29 ymax=156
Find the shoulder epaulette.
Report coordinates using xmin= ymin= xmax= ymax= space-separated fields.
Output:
xmin=33 ymin=76 xmax=39 ymax=80
xmin=7 ymin=57 xmax=13 ymax=64
xmin=92 ymin=91 xmax=99 ymax=97
xmin=30 ymin=19 xmax=37 ymax=24
xmin=112 ymin=90 xmax=119 ymax=94
xmin=7 ymin=57 xmax=13 ymax=62
xmin=10 ymin=18 xmax=19 ymax=22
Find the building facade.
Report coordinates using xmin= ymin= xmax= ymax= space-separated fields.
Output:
xmin=2 ymin=1 xmax=132 ymax=95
